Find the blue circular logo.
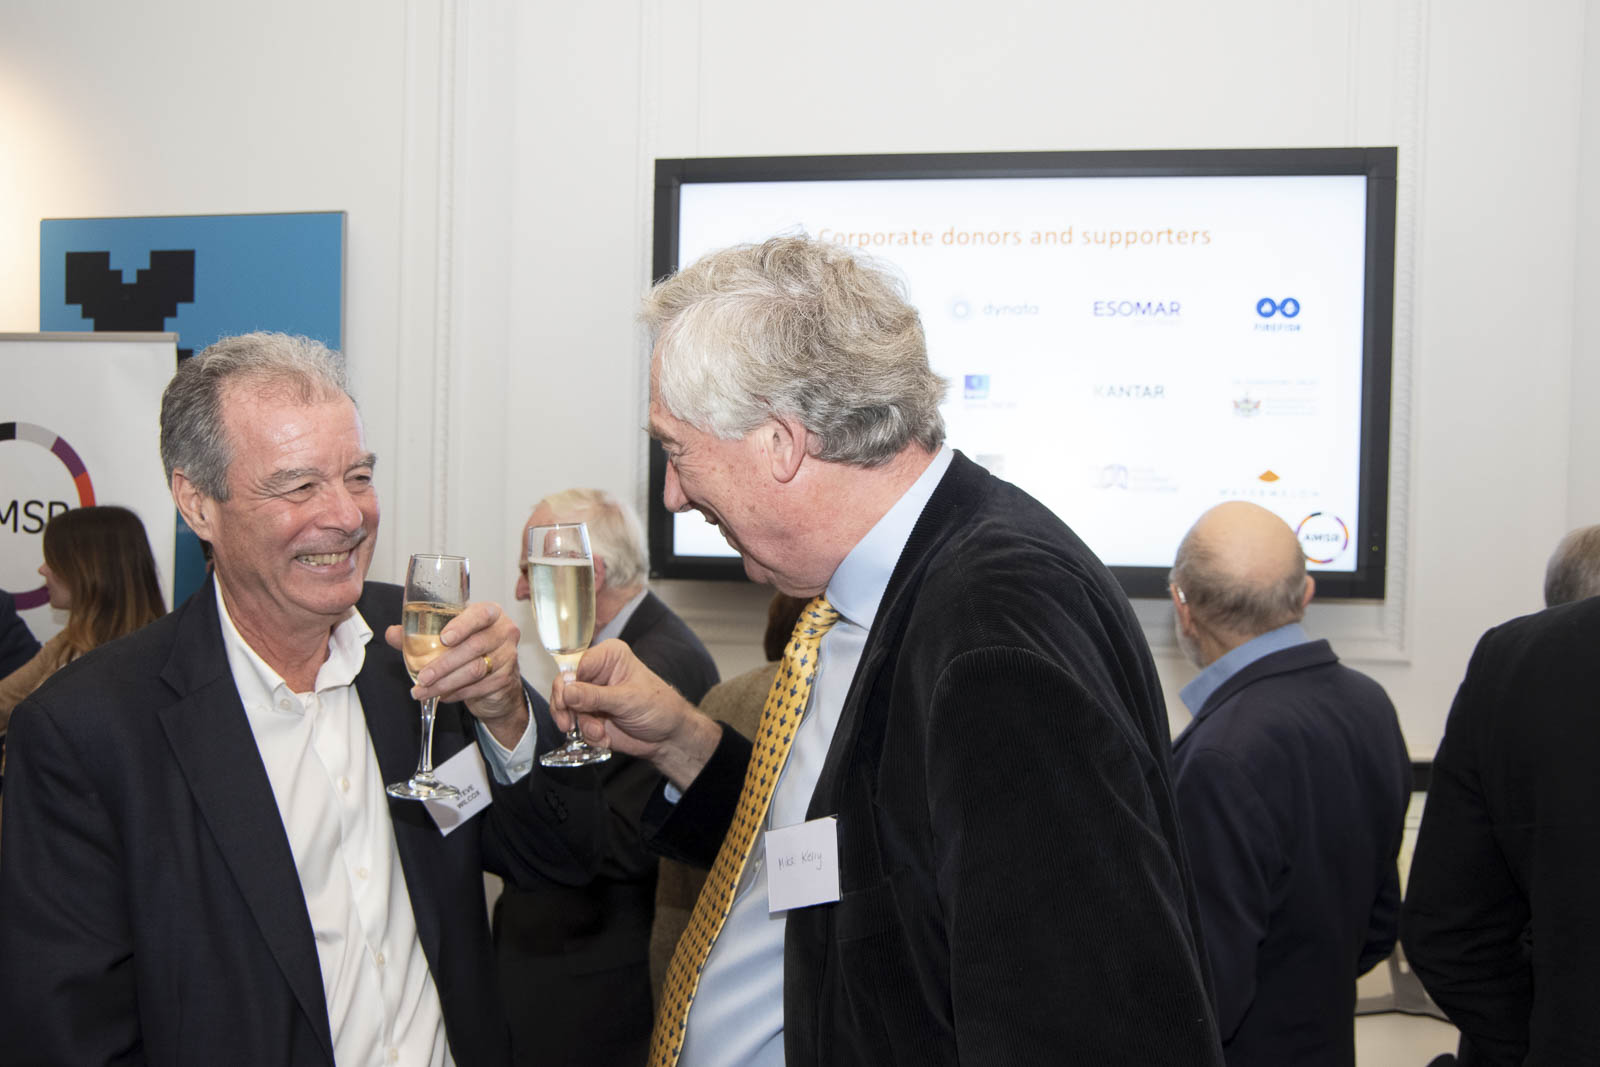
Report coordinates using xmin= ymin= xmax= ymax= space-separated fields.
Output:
xmin=1256 ymin=297 xmax=1301 ymax=319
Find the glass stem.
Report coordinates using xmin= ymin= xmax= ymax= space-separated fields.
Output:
xmin=416 ymin=695 xmax=441 ymax=778
xmin=561 ymin=667 xmax=584 ymax=745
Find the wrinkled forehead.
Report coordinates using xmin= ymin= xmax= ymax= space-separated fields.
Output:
xmin=221 ymin=367 xmax=349 ymax=409
xmin=218 ymin=383 xmax=365 ymax=460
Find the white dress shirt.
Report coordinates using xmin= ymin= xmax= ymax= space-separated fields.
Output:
xmin=677 ymin=447 xmax=953 ymax=1067
xmin=216 ymin=581 xmax=452 ymax=1067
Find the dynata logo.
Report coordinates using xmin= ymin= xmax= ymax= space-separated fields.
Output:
xmin=2 ymin=421 xmax=96 ymax=608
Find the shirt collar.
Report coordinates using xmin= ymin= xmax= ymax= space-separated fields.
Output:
xmin=825 ymin=447 xmax=953 ymax=632
xmin=214 ymin=578 xmax=373 ymax=707
xmin=1179 ymin=621 xmax=1310 ymax=716
xmin=594 ymin=586 xmax=650 ymax=645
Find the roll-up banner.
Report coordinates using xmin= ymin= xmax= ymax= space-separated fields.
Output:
xmin=0 ymin=333 xmax=178 ymax=640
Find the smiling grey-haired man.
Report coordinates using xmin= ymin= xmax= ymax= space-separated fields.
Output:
xmin=0 ymin=331 xmax=602 ymax=1066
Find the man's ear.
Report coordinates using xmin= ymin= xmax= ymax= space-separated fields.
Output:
xmin=1302 ymin=574 xmax=1316 ymax=610
xmin=593 ymin=556 xmax=609 ymax=595
xmin=764 ymin=414 xmax=810 ymax=484
xmin=172 ymin=471 xmax=217 ymax=541
xmin=1170 ymin=584 xmax=1192 ymax=632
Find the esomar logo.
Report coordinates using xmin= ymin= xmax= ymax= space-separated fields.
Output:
xmin=2 ymin=421 xmax=95 ymax=608
xmin=1093 ymin=299 xmax=1181 ymax=318
xmin=1296 ymin=511 xmax=1350 ymax=564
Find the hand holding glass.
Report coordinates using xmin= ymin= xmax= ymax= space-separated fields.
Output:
xmin=530 ymin=522 xmax=611 ymax=767
xmin=388 ymin=553 xmax=469 ymax=800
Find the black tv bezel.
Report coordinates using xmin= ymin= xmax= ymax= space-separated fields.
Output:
xmin=648 ymin=147 xmax=1396 ymax=601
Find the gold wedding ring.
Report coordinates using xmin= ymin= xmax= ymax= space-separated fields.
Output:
xmin=482 ymin=654 xmax=493 ymax=674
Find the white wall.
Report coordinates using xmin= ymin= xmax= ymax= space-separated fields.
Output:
xmin=2 ymin=0 xmax=1594 ymax=755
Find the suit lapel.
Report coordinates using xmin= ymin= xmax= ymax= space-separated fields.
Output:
xmin=154 ymin=581 xmax=336 ymax=1063
xmin=617 ymin=591 xmax=665 ymax=646
xmin=809 ymin=453 xmax=982 ymax=818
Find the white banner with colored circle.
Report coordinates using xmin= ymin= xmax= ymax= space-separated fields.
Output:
xmin=0 ymin=333 xmax=177 ymax=641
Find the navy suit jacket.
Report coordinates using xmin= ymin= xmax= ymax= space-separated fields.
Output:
xmin=494 ymin=591 xmax=718 ymax=1063
xmin=0 ymin=579 xmax=602 ymax=1067
xmin=0 ymin=590 xmax=40 ymax=680
xmin=1403 ymin=598 xmax=1600 ymax=1066
xmin=644 ymin=452 xmax=1222 ymax=1065
xmin=1171 ymin=639 xmax=1412 ymax=1067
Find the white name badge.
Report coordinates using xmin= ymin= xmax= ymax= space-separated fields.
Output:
xmin=765 ymin=816 xmax=841 ymax=913
xmin=424 ymin=744 xmax=494 ymax=836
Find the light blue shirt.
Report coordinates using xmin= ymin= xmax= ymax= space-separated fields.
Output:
xmin=679 ymin=447 xmax=953 ymax=1067
xmin=1178 ymin=622 xmax=1311 ymax=719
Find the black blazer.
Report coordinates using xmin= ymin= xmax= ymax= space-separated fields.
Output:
xmin=1170 ymin=640 xmax=1412 ymax=1066
xmin=0 ymin=579 xmax=602 ymax=1067
xmin=645 ymin=452 xmax=1222 ymax=1065
xmin=0 ymin=589 xmax=40 ymax=680
xmin=495 ymin=591 xmax=718 ymax=1064
xmin=1403 ymin=598 xmax=1600 ymax=1066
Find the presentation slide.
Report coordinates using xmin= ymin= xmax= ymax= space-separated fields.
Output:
xmin=671 ymin=174 xmax=1370 ymax=573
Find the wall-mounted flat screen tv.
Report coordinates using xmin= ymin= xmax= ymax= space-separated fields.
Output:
xmin=648 ymin=148 xmax=1395 ymax=599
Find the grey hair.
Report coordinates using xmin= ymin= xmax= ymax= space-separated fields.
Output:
xmin=159 ymin=332 xmax=350 ymax=500
xmin=1170 ymin=525 xmax=1308 ymax=638
xmin=1544 ymin=524 xmax=1600 ymax=607
xmin=537 ymin=488 xmax=649 ymax=593
xmin=642 ymin=235 xmax=947 ymax=467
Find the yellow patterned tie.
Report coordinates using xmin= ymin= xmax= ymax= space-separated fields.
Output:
xmin=649 ymin=595 xmax=842 ymax=1067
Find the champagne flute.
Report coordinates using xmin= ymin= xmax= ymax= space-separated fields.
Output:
xmin=530 ymin=522 xmax=611 ymax=767
xmin=388 ymin=553 xmax=468 ymax=799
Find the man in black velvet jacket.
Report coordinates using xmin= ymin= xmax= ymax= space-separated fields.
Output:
xmin=556 ymin=236 xmax=1222 ymax=1065
xmin=1168 ymin=502 xmax=1412 ymax=1066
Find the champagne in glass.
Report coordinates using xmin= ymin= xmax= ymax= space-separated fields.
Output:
xmin=403 ymin=600 xmax=462 ymax=681
xmin=387 ymin=554 xmax=469 ymax=799
xmin=531 ymin=522 xmax=611 ymax=767
xmin=528 ymin=558 xmax=595 ymax=676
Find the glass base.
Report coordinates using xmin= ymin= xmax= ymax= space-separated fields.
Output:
xmin=539 ymin=740 xmax=612 ymax=767
xmin=386 ymin=776 xmax=461 ymax=801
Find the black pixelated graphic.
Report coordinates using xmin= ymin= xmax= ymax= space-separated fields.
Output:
xmin=64 ymin=249 xmax=196 ymax=359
